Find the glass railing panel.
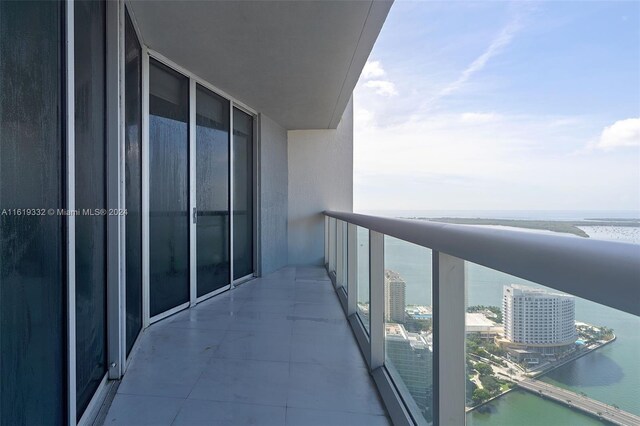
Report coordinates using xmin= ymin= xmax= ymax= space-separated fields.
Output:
xmin=465 ymin=259 xmax=640 ymax=426
xmin=356 ymin=226 xmax=370 ymax=332
xmin=340 ymin=221 xmax=348 ymax=292
xmin=383 ymin=235 xmax=433 ymax=423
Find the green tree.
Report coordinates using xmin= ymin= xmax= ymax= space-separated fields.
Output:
xmin=475 ymin=362 xmax=493 ymax=376
xmin=472 ymin=388 xmax=491 ymax=405
xmin=485 ymin=343 xmax=506 ymax=357
xmin=480 ymin=375 xmax=501 ymax=394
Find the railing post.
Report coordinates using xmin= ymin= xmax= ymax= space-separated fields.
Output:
xmin=324 ymin=215 xmax=329 ymax=266
xmin=328 ymin=218 xmax=336 ymax=273
xmin=347 ymin=223 xmax=357 ymax=316
xmin=369 ymin=231 xmax=385 ymax=370
xmin=432 ymin=250 xmax=466 ymax=426
xmin=342 ymin=221 xmax=348 ymax=287
xmin=336 ymin=220 xmax=344 ymax=289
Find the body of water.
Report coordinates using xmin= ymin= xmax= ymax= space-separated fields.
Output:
xmin=358 ymin=210 xmax=640 ymax=426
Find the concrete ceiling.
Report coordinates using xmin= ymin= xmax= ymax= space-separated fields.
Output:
xmin=128 ymin=0 xmax=392 ymax=130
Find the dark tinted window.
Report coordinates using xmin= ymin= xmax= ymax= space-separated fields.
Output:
xmin=196 ymin=85 xmax=230 ymax=296
xmin=232 ymin=108 xmax=254 ymax=279
xmin=0 ymin=2 xmax=66 ymax=424
xmin=75 ymin=0 xmax=107 ymax=418
xmin=149 ymin=59 xmax=190 ymax=316
xmin=124 ymin=8 xmax=143 ymax=354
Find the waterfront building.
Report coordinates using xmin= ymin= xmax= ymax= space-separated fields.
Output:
xmin=500 ymin=284 xmax=577 ymax=361
xmin=385 ymin=269 xmax=407 ymax=323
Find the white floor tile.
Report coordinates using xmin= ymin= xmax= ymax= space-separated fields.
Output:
xmin=285 ymin=407 xmax=391 ymax=426
xmin=103 ymin=266 xmax=386 ymax=425
xmin=287 ymin=362 xmax=386 ymax=415
xmin=211 ymin=330 xmax=292 ymax=362
xmin=173 ymin=399 xmax=286 ymax=426
xmin=189 ymin=358 xmax=289 ymax=406
xmin=103 ymin=394 xmax=183 ymax=426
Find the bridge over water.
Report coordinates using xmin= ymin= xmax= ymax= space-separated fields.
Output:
xmin=518 ymin=379 xmax=640 ymax=426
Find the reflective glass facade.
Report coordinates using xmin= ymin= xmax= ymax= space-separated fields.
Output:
xmin=0 ymin=2 xmax=66 ymax=424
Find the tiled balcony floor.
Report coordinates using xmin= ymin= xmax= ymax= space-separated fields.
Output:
xmin=103 ymin=266 xmax=390 ymax=426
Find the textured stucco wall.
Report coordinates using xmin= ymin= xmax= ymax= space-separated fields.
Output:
xmin=287 ymin=98 xmax=354 ymax=266
xmin=258 ymin=113 xmax=289 ymax=275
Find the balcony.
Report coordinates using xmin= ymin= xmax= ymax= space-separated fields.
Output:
xmin=103 ymin=266 xmax=390 ymax=425
xmin=2 ymin=2 xmax=638 ymax=426
xmin=100 ymin=213 xmax=639 ymax=426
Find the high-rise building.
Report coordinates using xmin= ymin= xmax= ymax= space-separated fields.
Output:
xmin=502 ymin=284 xmax=577 ymax=356
xmin=385 ymin=323 xmax=433 ymax=420
xmin=385 ymin=270 xmax=406 ymax=323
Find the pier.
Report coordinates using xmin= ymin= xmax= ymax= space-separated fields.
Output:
xmin=518 ymin=379 xmax=640 ymax=426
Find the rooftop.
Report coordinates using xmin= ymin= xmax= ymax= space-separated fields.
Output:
xmin=384 ymin=269 xmax=405 ymax=283
xmin=465 ymin=312 xmax=497 ymax=328
xmin=506 ymin=284 xmax=574 ymax=299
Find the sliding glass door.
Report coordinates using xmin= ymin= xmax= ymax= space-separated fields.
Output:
xmin=148 ymin=59 xmax=190 ymax=317
xmin=0 ymin=1 xmax=66 ymax=424
xmin=232 ymin=108 xmax=254 ymax=280
xmin=74 ymin=0 xmax=107 ymax=419
xmin=145 ymin=56 xmax=254 ymax=313
xmin=124 ymin=9 xmax=143 ymax=352
xmin=196 ymin=85 xmax=230 ymax=296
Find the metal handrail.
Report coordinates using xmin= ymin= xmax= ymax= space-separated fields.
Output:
xmin=324 ymin=211 xmax=640 ymax=316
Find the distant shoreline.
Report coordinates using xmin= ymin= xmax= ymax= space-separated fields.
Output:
xmin=402 ymin=217 xmax=640 ymax=238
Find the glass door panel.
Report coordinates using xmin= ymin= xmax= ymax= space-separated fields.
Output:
xmin=149 ymin=59 xmax=190 ymax=317
xmin=74 ymin=0 xmax=107 ymax=418
xmin=124 ymin=8 xmax=143 ymax=354
xmin=232 ymin=108 xmax=254 ymax=280
xmin=196 ymin=85 xmax=230 ymax=296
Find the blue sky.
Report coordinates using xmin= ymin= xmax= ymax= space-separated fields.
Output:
xmin=353 ymin=1 xmax=640 ymax=212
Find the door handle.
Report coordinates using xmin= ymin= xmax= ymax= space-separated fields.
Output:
xmin=193 ymin=207 xmax=197 ymax=224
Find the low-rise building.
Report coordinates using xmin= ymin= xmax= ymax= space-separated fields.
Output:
xmin=465 ymin=312 xmax=503 ymax=340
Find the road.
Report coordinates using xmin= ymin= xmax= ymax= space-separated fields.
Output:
xmin=518 ymin=379 xmax=640 ymax=426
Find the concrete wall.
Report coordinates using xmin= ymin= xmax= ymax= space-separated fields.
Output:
xmin=287 ymin=98 xmax=354 ymax=266
xmin=258 ymin=113 xmax=289 ymax=275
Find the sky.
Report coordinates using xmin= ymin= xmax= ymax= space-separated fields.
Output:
xmin=353 ymin=1 xmax=640 ymax=212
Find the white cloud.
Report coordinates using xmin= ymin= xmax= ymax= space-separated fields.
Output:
xmin=364 ymin=80 xmax=398 ymax=97
xmin=596 ymin=118 xmax=640 ymax=150
xmin=432 ymin=19 xmax=521 ymax=103
xmin=352 ymin=5 xmax=639 ymax=211
xmin=354 ymin=111 xmax=640 ymax=211
xmin=362 ymin=60 xmax=386 ymax=79
xmin=354 ymin=107 xmax=373 ymax=126
xmin=460 ymin=112 xmax=502 ymax=124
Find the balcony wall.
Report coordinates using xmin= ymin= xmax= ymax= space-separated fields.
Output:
xmin=287 ymin=98 xmax=354 ymax=266
xmin=258 ymin=113 xmax=289 ymax=275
